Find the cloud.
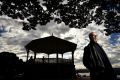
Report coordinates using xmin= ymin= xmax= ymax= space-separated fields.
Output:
xmin=0 ymin=18 xmax=70 ymax=60
xmin=36 ymin=20 xmax=70 ymax=36
xmin=0 ymin=18 xmax=120 ymax=69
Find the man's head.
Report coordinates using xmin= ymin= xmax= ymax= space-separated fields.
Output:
xmin=89 ymin=32 xmax=97 ymax=43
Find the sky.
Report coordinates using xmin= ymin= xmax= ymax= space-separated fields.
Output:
xmin=0 ymin=15 xmax=120 ymax=69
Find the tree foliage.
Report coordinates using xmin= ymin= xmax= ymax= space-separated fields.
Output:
xmin=0 ymin=0 xmax=120 ymax=35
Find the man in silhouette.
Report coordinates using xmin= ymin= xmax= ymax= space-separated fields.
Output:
xmin=83 ymin=32 xmax=116 ymax=80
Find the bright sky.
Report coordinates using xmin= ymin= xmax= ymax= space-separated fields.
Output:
xmin=0 ymin=16 xmax=120 ymax=69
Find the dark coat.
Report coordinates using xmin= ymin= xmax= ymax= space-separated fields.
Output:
xmin=83 ymin=42 xmax=116 ymax=80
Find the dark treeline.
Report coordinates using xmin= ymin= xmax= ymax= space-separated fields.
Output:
xmin=0 ymin=52 xmax=24 ymax=80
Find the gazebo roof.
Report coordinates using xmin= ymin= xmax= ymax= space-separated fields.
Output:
xmin=25 ymin=36 xmax=77 ymax=54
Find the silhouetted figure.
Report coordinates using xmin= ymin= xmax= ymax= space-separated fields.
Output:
xmin=42 ymin=56 xmax=45 ymax=63
xmin=83 ymin=32 xmax=117 ymax=80
xmin=28 ymin=56 xmax=34 ymax=63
